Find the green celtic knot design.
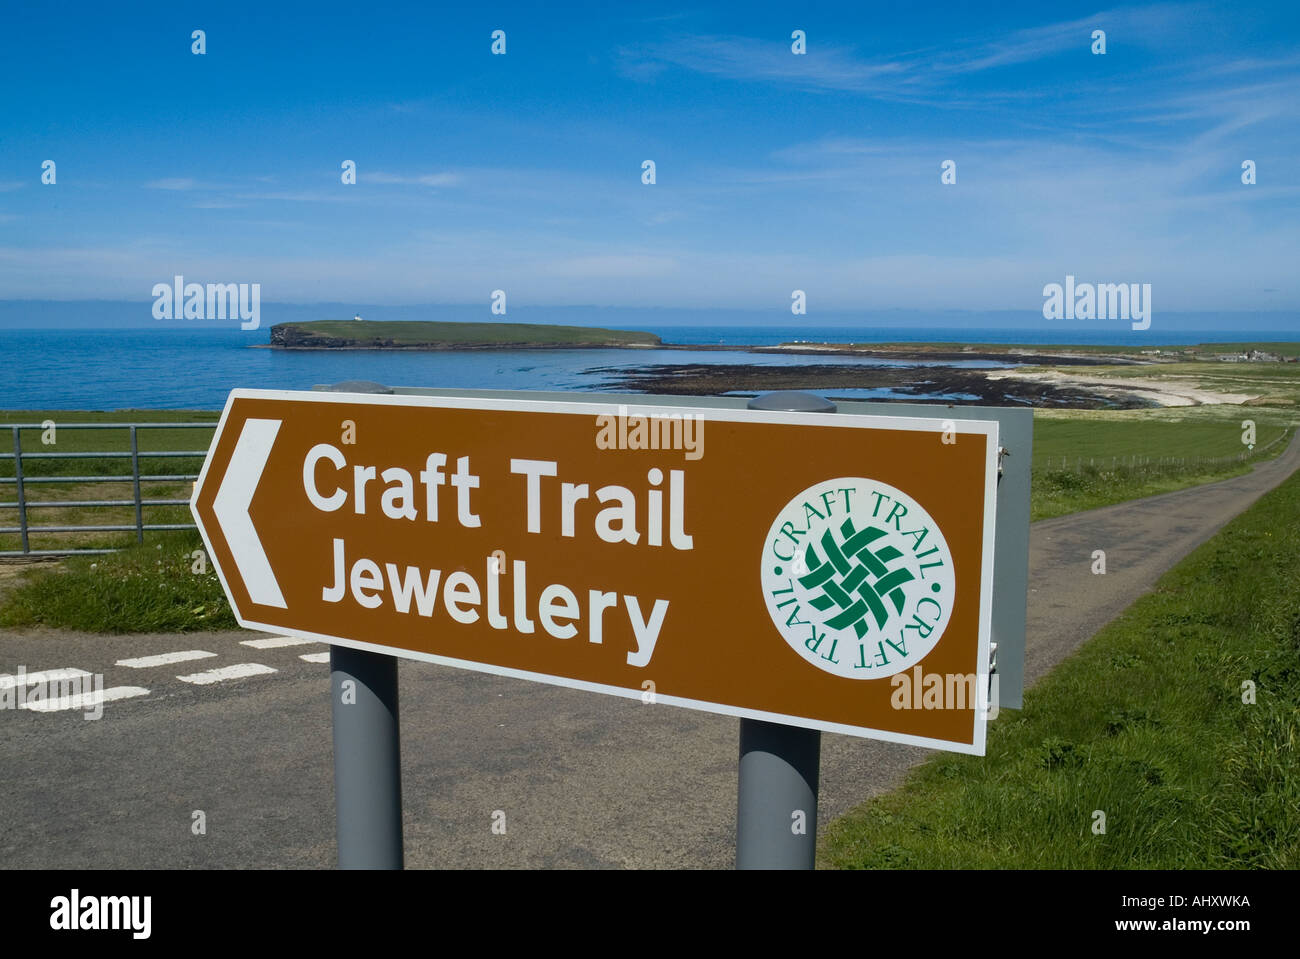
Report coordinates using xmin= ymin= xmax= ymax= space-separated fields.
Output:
xmin=797 ymin=518 xmax=915 ymax=639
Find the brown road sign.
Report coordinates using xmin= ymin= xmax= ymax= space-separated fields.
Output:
xmin=192 ymin=389 xmax=999 ymax=753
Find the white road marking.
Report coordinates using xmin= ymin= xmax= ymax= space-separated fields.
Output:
xmin=240 ymin=636 xmax=317 ymax=650
xmin=21 ymin=686 xmax=150 ymax=712
xmin=299 ymin=652 xmax=331 ymax=664
xmin=117 ymin=650 xmax=217 ymax=668
xmin=177 ymin=663 xmax=277 ymax=685
xmin=0 ymin=668 xmax=92 ymax=690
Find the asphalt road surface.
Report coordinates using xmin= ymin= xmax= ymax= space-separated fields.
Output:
xmin=3 ymin=434 xmax=1298 ymax=869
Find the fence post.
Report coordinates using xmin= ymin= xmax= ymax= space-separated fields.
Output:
xmin=12 ymin=427 xmax=29 ymax=555
xmin=129 ymin=425 xmax=144 ymax=544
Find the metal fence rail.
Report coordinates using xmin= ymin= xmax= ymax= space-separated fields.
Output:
xmin=0 ymin=423 xmax=215 ymax=557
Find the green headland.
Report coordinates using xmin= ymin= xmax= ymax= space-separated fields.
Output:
xmin=268 ymin=319 xmax=662 ymax=350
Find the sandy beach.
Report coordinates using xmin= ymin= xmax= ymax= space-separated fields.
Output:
xmin=984 ymin=369 xmax=1259 ymax=407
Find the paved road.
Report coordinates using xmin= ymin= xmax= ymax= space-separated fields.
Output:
xmin=1024 ymin=431 xmax=1300 ymax=691
xmin=3 ymin=434 xmax=1298 ymax=869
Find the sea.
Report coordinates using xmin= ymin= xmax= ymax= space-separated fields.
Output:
xmin=1 ymin=325 xmax=1296 ymax=411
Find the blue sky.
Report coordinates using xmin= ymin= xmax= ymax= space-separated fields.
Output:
xmin=1 ymin=0 xmax=1297 ymax=313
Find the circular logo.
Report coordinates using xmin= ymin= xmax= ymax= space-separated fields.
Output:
xmin=760 ymin=477 xmax=955 ymax=680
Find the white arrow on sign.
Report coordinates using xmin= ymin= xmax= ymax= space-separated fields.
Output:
xmin=212 ymin=417 xmax=287 ymax=609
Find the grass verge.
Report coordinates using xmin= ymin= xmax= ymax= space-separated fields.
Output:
xmin=1030 ymin=460 xmax=1255 ymax=521
xmin=821 ymin=466 xmax=1300 ymax=869
xmin=0 ymin=531 xmax=236 ymax=633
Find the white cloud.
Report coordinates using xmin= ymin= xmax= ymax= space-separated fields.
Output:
xmin=617 ymin=5 xmax=1195 ymax=101
xmin=544 ymin=254 xmax=679 ymax=278
xmin=229 ymin=190 xmax=354 ymax=204
xmin=144 ymin=178 xmax=199 ymax=191
xmin=365 ymin=171 xmax=461 ymax=187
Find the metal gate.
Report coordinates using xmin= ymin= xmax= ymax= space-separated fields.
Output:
xmin=1 ymin=422 xmax=214 ymax=557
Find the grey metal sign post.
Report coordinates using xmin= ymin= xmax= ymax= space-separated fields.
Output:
xmin=736 ymin=391 xmax=835 ymax=869
xmin=737 ymin=719 xmax=822 ymax=869
xmin=317 ymin=381 xmax=405 ymax=870
xmin=331 ymin=645 xmax=404 ymax=869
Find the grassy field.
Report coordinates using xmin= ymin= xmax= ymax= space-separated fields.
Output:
xmin=274 ymin=319 xmax=662 ymax=348
xmin=821 ymin=466 xmax=1300 ymax=869
xmin=1033 ymin=415 xmax=1287 ymax=464
xmin=1028 ymin=402 xmax=1296 ymax=520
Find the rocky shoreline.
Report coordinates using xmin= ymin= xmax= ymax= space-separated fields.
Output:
xmin=588 ymin=362 xmax=1151 ymax=409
